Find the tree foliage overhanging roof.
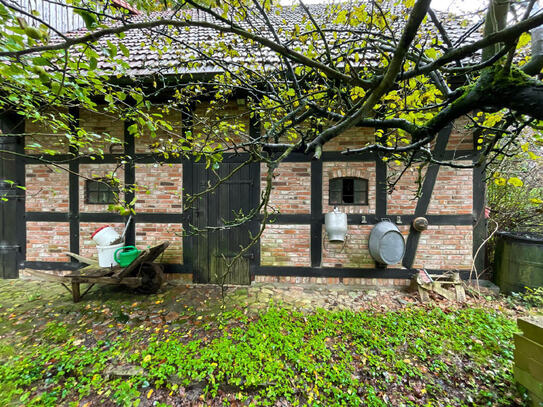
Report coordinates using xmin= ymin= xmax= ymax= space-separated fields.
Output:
xmin=1 ymin=0 xmax=543 ymax=174
xmin=52 ymin=3 xmax=482 ymax=76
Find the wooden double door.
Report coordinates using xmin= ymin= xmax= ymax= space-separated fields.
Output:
xmin=191 ymin=162 xmax=259 ymax=285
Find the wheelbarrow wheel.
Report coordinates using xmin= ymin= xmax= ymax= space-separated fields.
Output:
xmin=137 ymin=262 xmax=165 ymax=294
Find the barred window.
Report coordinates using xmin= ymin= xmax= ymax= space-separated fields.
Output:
xmin=329 ymin=177 xmax=368 ymax=205
xmin=85 ymin=179 xmax=118 ymax=204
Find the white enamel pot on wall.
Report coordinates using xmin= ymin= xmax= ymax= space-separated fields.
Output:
xmin=325 ymin=207 xmax=348 ymax=242
xmin=369 ymin=220 xmax=405 ymax=265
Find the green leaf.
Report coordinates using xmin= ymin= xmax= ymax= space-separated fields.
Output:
xmin=424 ymin=48 xmax=437 ymax=59
xmin=74 ymin=9 xmax=98 ymax=30
xmin=119 ymin=43 xmax=130 ymax=58
xmin=507 ymin=177 xmax=523 ymax=187
xmin=32 ymin=57 xmax=50 ymax=66
xmin=89 ymin=56 xmax=98 ymax=70
xmin=106 ymin=40 xmax=117 ymax=58
xmin=24 ymin=26 xmax=42 ymax=40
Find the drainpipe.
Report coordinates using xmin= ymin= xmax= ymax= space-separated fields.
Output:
xmin=522 ymin=2 xmax=543 ymax=75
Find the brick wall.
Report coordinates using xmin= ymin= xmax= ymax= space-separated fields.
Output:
xmin=79 ymin=222 xmax=125 ymax=259
xmin=79 ymin=164 xmax=125 ymax=213
xmin=323 ymin=127 xmax=374 ymax=151
xmin=254 ymin=275 xmax=411 ymax=287
xmin=79 ymin=222 xmax=183 ymax=264
xmin=259 ymin=122 xmax=476 ymax=277
xmin=427 ymin=162 xmax=472 ymax=215
xmin=25 ymin=165 xmax=69 ymax=212
xmin=24 ymin=107 xmax=70 ymax=154
xmin=135 ymin=163 xmax=183 ymax=213
xmin=322 ymin=225 xmax=375 ymax=268
xmin=24 ymin=107 xmax=126 ymax=155
xmin=260 ymin=225 xmax=310 ymax=267
xmin=79 ymin=108 xmax=124 ymax=154
xmin=192 ymin=102 xmax=250 ymax=151
xmin=395 ymin=224 xmax=473 ymax=270
xmin=261 ymin=162 xmax=310 ymax=214
xmin=323 ymin=161 xmax=376 ymax=214
xmin=134 ymin=107 xmax=183 ymax=154
xmin=387 ymin=163 xmax=426 ymax=214
xmin=387 ymin=161 xmax=473 ymax=215
xmin=414 ymin=225 xmax=473 ymax=270
xmin=26 ymin=222 xmax=70 ymax=262
xmin=22 ymin=103 xmax=477 ymax=283
xmin=135 ymin=223 xmax=183 ymax=264
xmin=447 ymin=116 xmax=475 ymax=151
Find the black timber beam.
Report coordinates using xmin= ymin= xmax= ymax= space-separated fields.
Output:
xmin=22 ymin=261 xmax=189 ymax=274
xmin=402 ymin=124 xmax=454 ymax=269
xmin=181 ymin=104 xmax=195 ymax=277
xmin=24 ymin=150 xmax=478 ymax=165
xmin=21 ymin=261 xmax=470 ymax=280
xmin=124 ymin=120 xmax=136 ymax=246
xmin=472 ymin=163 xmax=486 ymax=276
xmin=255 ymin=266 xmax=471 ymax=279
xmin=375 ymin=157 xmax=387 ymax=218
xmin=249 ymin=114 xmax=261 ymax=281
xmin=26 ymin=211 xmax=473 ymax=226
xmin=68 ymin=107 xmax=80 ymax=257
xmin=310 ymin=160 xmax=323 ymax=267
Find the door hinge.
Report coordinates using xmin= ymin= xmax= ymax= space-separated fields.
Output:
xmin=0 ymin=245 xmax=20 ymax=252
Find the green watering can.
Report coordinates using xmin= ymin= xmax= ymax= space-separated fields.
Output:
xmin=114 ymin=246 xmax=141 ymax=267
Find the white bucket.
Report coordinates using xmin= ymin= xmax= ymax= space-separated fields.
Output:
xmin=96 ymin=242 xmax=124 ymax=267
xmin=91 ymin=226 xmax=121 ymax=246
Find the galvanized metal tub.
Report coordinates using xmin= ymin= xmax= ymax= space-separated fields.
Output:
xmin=494 ymin=231 xmax=543 ymax=294
xmin=369 ymin=221 xmax=405 ymax=265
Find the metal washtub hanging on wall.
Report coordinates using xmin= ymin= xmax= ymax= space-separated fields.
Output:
xmin=369 ymin=220 xmax=406 ymax=265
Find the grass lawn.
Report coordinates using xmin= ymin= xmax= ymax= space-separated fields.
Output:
xmin=0 ymin=279 xmax=531 ymax=406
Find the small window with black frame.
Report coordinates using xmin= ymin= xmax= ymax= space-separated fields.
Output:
xmin=85 ymin=178 xmax=119 ymax=204
xmin=329 ymin=177 xmax=368 ymax=205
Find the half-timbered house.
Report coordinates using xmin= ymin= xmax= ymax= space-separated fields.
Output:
xmin=0 ymin=4 xmax=485 ymax=286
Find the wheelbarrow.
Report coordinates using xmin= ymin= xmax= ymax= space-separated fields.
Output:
xmin=25 ymin=242 xmax=170 ymax=302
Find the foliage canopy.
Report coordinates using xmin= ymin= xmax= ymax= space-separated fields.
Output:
xmin=1 ymin=0 xmax=543 ymax=216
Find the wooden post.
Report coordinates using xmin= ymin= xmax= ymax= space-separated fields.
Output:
xmin=71 ymin=282 xmax=81 ymax=302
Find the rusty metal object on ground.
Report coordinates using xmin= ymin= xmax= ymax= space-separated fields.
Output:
xmin=410 ymin=270 xmax=466 ymax=303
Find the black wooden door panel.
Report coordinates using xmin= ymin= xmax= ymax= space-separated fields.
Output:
xmin=0 ymin=134 xmax=24 ymax=279
xmin=193 ymin=162 xmax=257 ymax=284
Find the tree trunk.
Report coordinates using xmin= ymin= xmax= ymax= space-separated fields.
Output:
xmin=482 ymin=0 xmax=510 ymax=61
